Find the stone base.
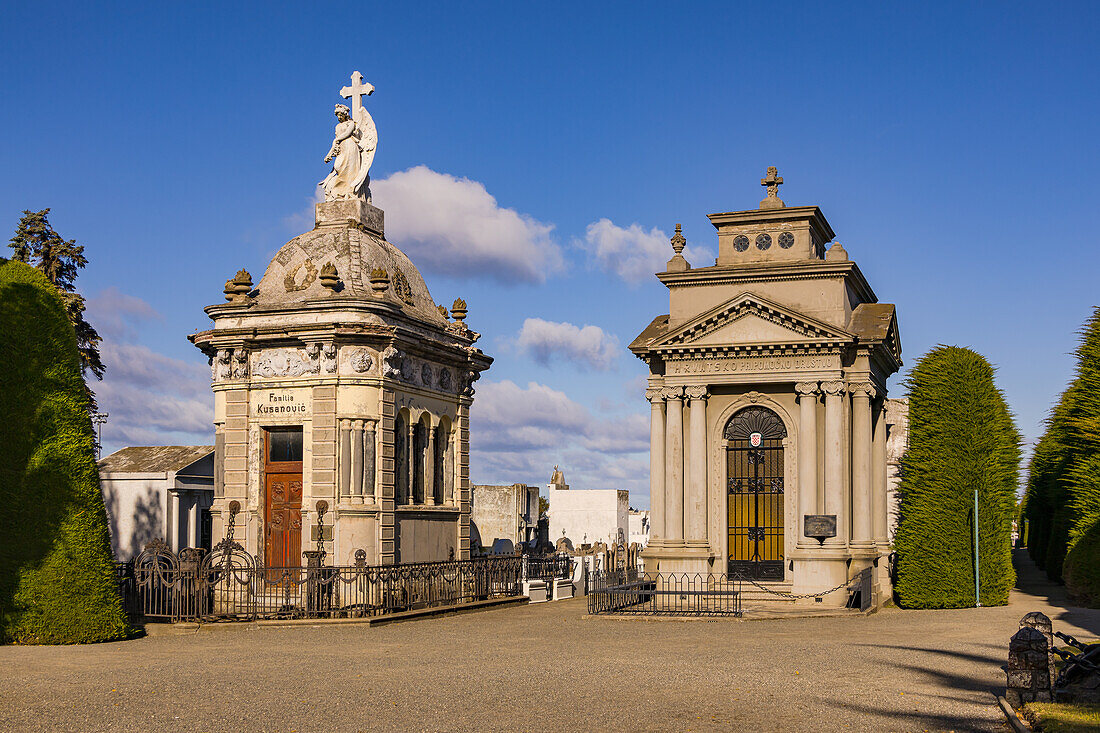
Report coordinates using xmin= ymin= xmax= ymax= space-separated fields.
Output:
xmin=315 ymin=199 xmax=384 ymax=236
xmin=641 ymin=541 xmax=714 ymax=575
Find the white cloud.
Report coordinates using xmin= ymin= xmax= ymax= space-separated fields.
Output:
xmin=372 ymin=165 xmax=564 ymax=283
xmin=515 ymin=318 xmax=620 ymax=371
xmin=469 ymin=379 xmax=651 ymax=503
xmin=578 ymin=218 xmax=714 ymax=284
xmin=86 ymin=291 xmax=213 ymax=454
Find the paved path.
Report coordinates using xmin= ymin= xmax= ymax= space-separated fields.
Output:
xmin=2 ymin=552 xmax=1098 ymax=732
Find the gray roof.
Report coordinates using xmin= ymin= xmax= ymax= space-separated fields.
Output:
xmin=98 ymin=446 xmax=214 ymax=474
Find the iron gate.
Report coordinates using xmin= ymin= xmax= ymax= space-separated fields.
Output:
xmin=726 ymin=406 xmax=786 ymax=581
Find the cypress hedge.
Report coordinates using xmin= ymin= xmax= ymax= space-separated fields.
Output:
xmin=1022 ymin=308 xmax=1100 ymax=600
xmin=894 ymin=346 xmax=1021 ymax=608
xmin=0 ymin=259 xmax=128 ymax=644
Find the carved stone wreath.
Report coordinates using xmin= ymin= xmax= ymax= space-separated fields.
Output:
xmin=349 ymin=348 xmax=373 ymax=373
xmin=438 ymin=368 xmax=452 ymax=391
xmin=284 ymin=258 xmax=318 ymax=292
xmin=421 ymin=363 xmax=432 ymax=385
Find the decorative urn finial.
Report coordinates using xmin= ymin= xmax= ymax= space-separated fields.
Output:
xmin=225 ymin=269 xmax=253 ymax=303
xmin=665 ymin=224 xmax=690 ymax=272
xmin=319 ymin=261 xmax=341 ymax=292
xmin=368 ymin=267 xmax=389 ymax=297
xmin=451 ymin=298 xmax=468 ymax=322
xmin=670 ymin=223 xmax=686 ymax=255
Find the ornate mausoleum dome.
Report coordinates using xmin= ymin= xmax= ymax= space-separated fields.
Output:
xmin=252 ymin=206 xmax=447 ymax=328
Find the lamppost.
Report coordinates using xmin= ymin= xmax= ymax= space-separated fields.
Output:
xmin=91 ymin=411 xmax=108 ymax=459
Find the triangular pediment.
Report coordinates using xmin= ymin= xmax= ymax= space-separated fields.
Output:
xmin=652 ymin=293 xmax=854 ymax=351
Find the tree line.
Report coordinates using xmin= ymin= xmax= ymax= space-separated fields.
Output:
xmin=1021 ymin=308 xmax=1100 ymax=606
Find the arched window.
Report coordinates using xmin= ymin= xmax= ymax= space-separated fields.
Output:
xmin=413 ymin=417 xmax=429 ymax=504
xmin=723 ymin=406 xmax=788 ymax=441
xmin=394 ymin=412 xmax=409 ymax=505
xmin=433 ymin=422 xmax=448 ymax=505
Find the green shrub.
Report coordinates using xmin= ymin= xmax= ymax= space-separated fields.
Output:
xmin=894 ymin=346 xmax=1021 ymax=608
xmin=0 ymin=259 xmax=128 ymax=644
xmin=1064 ymin=510 xmax=1100 ymax=608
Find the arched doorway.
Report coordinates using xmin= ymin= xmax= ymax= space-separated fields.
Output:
xmin=725 ymin=406 xmax=787 ymax=581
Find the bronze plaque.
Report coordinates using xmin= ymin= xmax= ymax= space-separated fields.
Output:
xmin=804 ymin=514 xmax=837 ymax=540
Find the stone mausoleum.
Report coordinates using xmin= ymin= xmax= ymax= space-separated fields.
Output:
xmin=631 ymin=168 xmax=902 ymax=606
xmin=190 ymin=72 xmax=491 ymax=567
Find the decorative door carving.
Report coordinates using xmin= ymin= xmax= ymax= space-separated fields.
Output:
xmin=264 ymin=474 xmax=302 ymax=568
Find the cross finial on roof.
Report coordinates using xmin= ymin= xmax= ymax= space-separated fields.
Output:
xmin=759 ymin=166 xmax=786 ymax=209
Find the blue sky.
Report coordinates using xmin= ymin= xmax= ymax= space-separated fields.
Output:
xmin=3 ymin=2 xmax=1098 ymax=505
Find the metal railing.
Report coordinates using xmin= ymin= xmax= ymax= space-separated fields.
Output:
xmin=115 ymin=539 xmax=567 ymax=623
xmin=587 ymin=572 xmax=742 ymax=617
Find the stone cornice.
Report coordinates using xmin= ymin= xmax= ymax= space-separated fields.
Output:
xmin=656 ymin=260 xmax=877 ymax=305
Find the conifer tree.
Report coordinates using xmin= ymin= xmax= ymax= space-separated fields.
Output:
xmin=8 ymin=209 xmax=104 ymax=408
xmin=0 ymin=260 xmax=128 ymax=643
xmin=894 ymin=346 xmax=1021 ymax=608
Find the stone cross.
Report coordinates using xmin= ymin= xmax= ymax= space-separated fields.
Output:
xmin=340 ymin=71 xmax=374 ymax=119
xmin=759 ymin=166 xmax=786 ymax=209
xmin=761 ymin=166 xmax=783 ymax=197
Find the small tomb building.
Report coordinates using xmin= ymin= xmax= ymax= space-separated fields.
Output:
xmin=190 ymin=73 xmax=492 ymax=566
xmin=630 ymin=169 xmax=902 ymax=606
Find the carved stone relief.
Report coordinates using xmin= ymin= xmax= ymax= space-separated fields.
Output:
xmin=438 ymin=368 xmax=452 ymax=391
xmin=348 ymin=348 xmax=374 ymax=373
xmin=253 ymin=348 xmax=319 ymax=378
xmin=382 ymin=346 xmax=404 ymax=379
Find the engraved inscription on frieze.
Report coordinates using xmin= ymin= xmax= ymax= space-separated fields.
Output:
xmin=667 ymin=354 xmax=835 ymax=375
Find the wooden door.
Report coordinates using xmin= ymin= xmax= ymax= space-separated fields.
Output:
xmin=264 ymin=473 xmax=302 ymax=567
xmin=263 ymin=427 xmax=303 ymax=570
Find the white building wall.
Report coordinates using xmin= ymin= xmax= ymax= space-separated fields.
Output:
xmin=629 ymin=510 xmax=650 ymax=547
xmin=99 ymin=473 xmax=170 ymax=560
xmin=547 ymin=486 xmax=629 ymax=547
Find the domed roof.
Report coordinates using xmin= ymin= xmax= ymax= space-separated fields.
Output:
xmin=252 ymin=219 xmax=447 ymax=327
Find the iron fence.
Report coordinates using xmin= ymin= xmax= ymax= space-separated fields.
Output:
xmin=116 ymin=539 xmax=558 ymax=623
xmin=587 ymin=572 xmax=742 ymax=617
xmin=524 ymin=555 xmax=573 ymax=582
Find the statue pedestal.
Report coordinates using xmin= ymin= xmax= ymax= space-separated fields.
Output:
xmin=316 ymin=200 xmax=384 ymax=236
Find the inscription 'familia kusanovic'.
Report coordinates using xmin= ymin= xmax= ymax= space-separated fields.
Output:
xmin=255 ymin=391 xmax=309 ymax=415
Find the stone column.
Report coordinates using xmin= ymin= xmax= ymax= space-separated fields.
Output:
xmin=188 ymin=494 xmax=198 ymax=548
xmin=363 ymin=419 xmax=377 ymax=504
xmin=663 ymin=386 xmax=685 ymax=544
xmin=170 ymin=490 xmax=182 ymax=551
xmin=339 ymin=419 xmax=352 ymax=498
xmin=822 ymin=381 xmax=847 ymax=545
xmin=796 ymin=382 xmax=819 ymax=546
xmin=685 ymin=386 xmax=709 ymax=543
xmin=350 ymin=419 xmax=365 ymax=502
xmin=850 ymin=383 xmax=874 ymax=547
xmin=646 ymin=389 xmax=666 ymax=544
xmin=872 ymin=398 xmax=889 ymax=545
xmin=443 ymin=427 xmax=455 ymax=506
xmin=425 ymin=421 xmax=437 ymax=506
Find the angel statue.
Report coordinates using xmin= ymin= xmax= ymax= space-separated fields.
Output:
xmin=320 ymin=72 xmax=378 ymax=202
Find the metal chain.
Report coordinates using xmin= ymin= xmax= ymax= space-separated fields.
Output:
xmin=733 ymin=573 xmax=854 ymax=599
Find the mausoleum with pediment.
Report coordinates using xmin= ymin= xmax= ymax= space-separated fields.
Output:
xmin=189 ymin=72 xmax=491 ymax=568
xmin=630 ymin=168 xmax=901 ymax=606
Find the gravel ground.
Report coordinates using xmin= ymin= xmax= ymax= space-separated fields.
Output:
xmin=2 ymin=552 xmax=1097 ymax=733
